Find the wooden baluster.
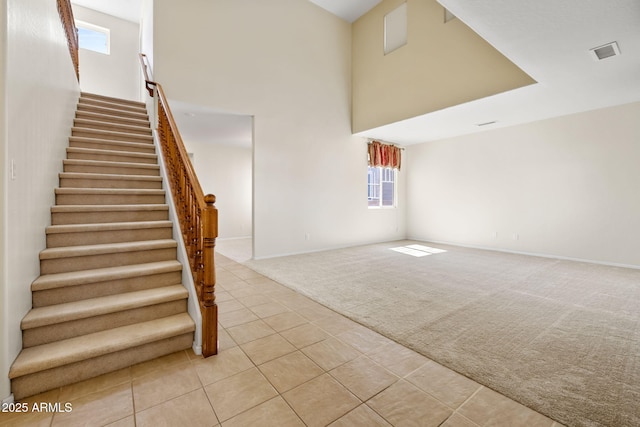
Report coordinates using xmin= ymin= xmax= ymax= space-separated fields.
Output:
xmin=190 ymin=193 xmax=198 ymax=268
xmin=202 ymin=194 xmax=218 ymax=357
xmin=189 ymin=190 xmax=196 ymax=262
xmin=194 ymin=207 xmax=203 ymax=297
xmin=137 ymin=61 xmax=218 ymax=358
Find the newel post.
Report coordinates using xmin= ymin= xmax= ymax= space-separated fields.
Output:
xmin=202 ymin=194 xmax=219 ymax=356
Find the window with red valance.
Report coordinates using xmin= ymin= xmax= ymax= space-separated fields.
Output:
xmin=367 ymin=141 xmax=402 ymax=208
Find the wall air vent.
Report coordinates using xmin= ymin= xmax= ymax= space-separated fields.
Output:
xmin=590 ymin=41 xmax=620 ymax=61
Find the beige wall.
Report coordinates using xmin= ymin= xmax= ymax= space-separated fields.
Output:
xmin=154 ymin=0 xmax=405 ymax=258
xmin=406 ymin=102 xmax=640 ymax=267
xmin=183 ymin=141 xmax=252 ymax=239
xmin=352 ymin=0 xmax=535 ymax=132
xmin=2 ymin=0 xmax=80 ymax=399
xmin=73 ymin=6 xmax=141 ymax=101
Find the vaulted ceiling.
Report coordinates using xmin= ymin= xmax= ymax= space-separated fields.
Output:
xmin=70 ymin=0 xmax=640 ymax=146
xmin=360 ymin=0 xmax=640 ymax=144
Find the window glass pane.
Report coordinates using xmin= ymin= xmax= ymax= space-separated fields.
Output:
xmin=368 ymin=166 xmax=395 ymax=208
xmin=368 ymin=166 xmax=381 ymax=207
xmin=382 ymin=181 xmax=394 ymax=206
xmin=76 ymin=21 xmax=110 ymax=54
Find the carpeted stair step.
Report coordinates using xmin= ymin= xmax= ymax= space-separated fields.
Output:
xmin=69 ymin=136 xmax=156 ymax=154
xmin=59 ymin=172 xmax=163 ymax=189
xmin=55 ymin=188 xmax=165 ymax=205
xmin=46 ymin=220 xmax=173 ymax=247
xmin=73 ymin=118 xmax=152 ymax=136
xmin=31 ymin=261 xmax=183 ymax=307
xmin=78 ymin=97 xmax=148 ymax=114
xmin=9 ymin=92 xmax=197 ymax=401
xmin=51 ymin=204 xmax=169 ymax=225
xmin=76 ymin=102 xmax=149 ymax=120
xmin=39 ymin=239 xmax=178 ymax=274
xmin=67 ymin=146 xmax=157 ymax=164
xmin=71 ymin=127 xmax=153 ymax=144
xmin=22 ymin=285 xmax=189 ymax=347
xmin=81 ymin=92 xmax=146 ymax=109
xmin=9 ymin=313 xmax=195 ymax=400
xmin=75 ymin=109 xmax=151 ymax=128
xmin=63 ymin=159 xmax=160 ymax=176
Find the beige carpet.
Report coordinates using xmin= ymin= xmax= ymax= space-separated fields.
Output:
xmin=245 ymin=240 xmax=640 ymax=427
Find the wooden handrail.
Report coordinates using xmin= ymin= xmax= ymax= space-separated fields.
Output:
xmin=138 ymin=53 xmax=218 ymax=357
xmin=56 ymin=0 xmax=79 ymax=81
xmin=139 ymin=53 xmax=156 ymax=97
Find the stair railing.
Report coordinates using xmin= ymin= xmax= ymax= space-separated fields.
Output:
xmin=139 ymin=53 xmax=218 ymax=357
xmin=56 ymin=0 xmax=79 ymax=81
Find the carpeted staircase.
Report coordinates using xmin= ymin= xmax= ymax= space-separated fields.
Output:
xmin=8 ymin=93 xmax=195 ymax=400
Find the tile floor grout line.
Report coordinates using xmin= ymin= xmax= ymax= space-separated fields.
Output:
xmin=219 ymin=269 xmax=415 ymax=427
xmin=224 ymin=259 xmax=411 ymax=425
xmin=130 ymin=379 xmax=136 ymax=427
xmin=188 ymin=349 xmax=221 ymax=426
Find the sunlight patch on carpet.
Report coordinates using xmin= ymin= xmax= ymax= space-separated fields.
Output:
xmin=390 ymin=244 xmax=447 ymax=257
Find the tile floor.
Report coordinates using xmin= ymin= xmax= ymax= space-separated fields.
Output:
xmin=0 ymin=255 xmax=565 ymax=427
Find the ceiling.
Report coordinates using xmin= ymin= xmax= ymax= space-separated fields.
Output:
xmin=71 ymin=0 xmax=640 ymax=146
xmin=169 ymin=101 xmax=253 ymax=150
xmin=308 ymin=0 xmax=383 ymax=23
xmin=71 ymin=0 xmax=142 ymax=24
xmin=360 ymin=0 xmax=640 ymax=144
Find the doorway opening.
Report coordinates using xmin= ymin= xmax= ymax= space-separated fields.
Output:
xmin=171 ymin=101 xmax=254 ymax=262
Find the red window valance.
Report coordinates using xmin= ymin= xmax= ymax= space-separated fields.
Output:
xmin=368 ymin=140 xmax=402 ymax=170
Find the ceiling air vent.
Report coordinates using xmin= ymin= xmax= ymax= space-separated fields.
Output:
xmin=590 ymin=41 xmax=620 ymax=61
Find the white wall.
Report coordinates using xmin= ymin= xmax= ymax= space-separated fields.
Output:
xmin=406 ymin=102 xmax=640 ymax=267
xmin=139 ymin=0 xmax=153 ymax=101
xmin=183 ymin=141 xmax=252 ymax=239
xmin=154 ymin=0 xmax=405 ymax=259
xmin=2 ymin=0 xmax=80 ymax=399
xmin=73 ymin=5 xmax=140 ymax=101
xmin=0 ymin=0 xmax=8 ymax=402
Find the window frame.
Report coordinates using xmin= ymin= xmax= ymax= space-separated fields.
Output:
xmin=384 ymin=2 xmax=408 ymax=55
xmin=367 ymin=165 xmax=397 ymax=209
xmin=75 ymin=20 xmax=111 ymax=55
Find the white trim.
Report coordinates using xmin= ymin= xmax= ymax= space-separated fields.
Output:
xmin=2 ymin=394 xmax=14 ymax=405
xmin=150 ymin=117 xmax=203 ymax=356
xmin=253 ymin=235 xmax=640 ymax=270
xmin=406 ymin=236 xmax=640 ymax=270
xmin=251 ymin=238 xmax=405 ymax=261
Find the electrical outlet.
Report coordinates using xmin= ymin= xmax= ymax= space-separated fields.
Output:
xmin=512 ymin=233 xmax=519 ymax=240
xmin=304 ymin=233 xmax=310 ymax=241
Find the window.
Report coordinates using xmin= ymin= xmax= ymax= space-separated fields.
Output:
xmin=75 ymin=20 xmax=110 ymax=54
xmin=384 ymin=3 xmax=407 ymax=54
xmin=368 ymin=166 xmax=396 ymax=208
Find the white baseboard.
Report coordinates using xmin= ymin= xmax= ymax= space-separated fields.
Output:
xmin=217 ymin=236 xmax=252 ymax=241
xmin=192 ymin=342 xmax=202 ymax=356
xmin=251 ymin=237 xmax=406 ymax=261
xmin=406 ymin=236 xmax=640 ymax=270
xmin=2 ymin=394 xmax=14 ymax=405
